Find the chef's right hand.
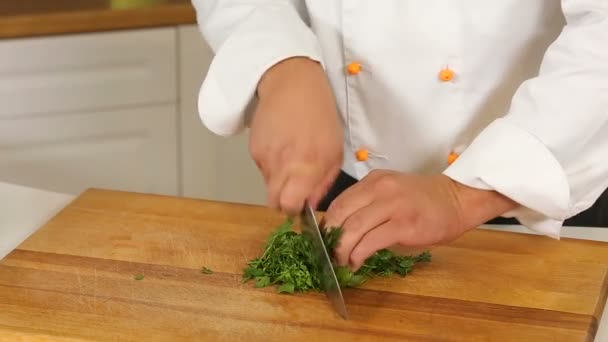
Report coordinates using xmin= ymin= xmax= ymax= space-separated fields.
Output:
xmin=250 ymin=57 xmax=344 ymax=215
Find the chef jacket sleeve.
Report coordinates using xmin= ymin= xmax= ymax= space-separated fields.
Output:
xmin=191 ymin=0 xmax=324 ymax=136
xmin=443 ymin=1 xmax=608 ymax=238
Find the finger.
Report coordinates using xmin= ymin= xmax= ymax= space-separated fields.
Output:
xmin=267 ymin=164 xmax=289 ymax=210
xmin=259 ymin=162 xmax=271 ymax=186
xmin=323 ymin=177 xmax=375 ymax=229
xmin=279 ymin=165 xmax=324 ymax=215
xmin=349 ymin=221 xmax=399 ymax=271
xmin=257 ymin=162 xmax=271 ymax=187
xmin=250 ymin=147 xmax=272 ymax=187
xmin=333 ymin=200 xmax=393 ymax=266
xmin=279 ymin=175 xmax=310 ymax=215
xmin=248 ymin=138 xmax=270 ymax=184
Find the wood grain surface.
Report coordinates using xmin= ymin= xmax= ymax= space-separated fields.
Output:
xmin=1 ymin=188 xmax=607 ymax=341
xmin=0 ymin=0 xmax=195 ymax=39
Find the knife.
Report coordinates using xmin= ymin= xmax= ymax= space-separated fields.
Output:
xmin=300 ymin=201 xmax=349 ymax=319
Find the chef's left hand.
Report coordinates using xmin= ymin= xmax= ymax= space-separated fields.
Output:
xmin=323 ymin=170 xmax=517 ymax=270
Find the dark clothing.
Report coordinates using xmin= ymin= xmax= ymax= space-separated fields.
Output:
xmin=318 ymin=171 xmax=608 ymax=227
xmin=317 ymin=170 xmax=360 ymax=212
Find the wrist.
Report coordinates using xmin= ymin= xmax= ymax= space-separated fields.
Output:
xmin=257 ymin=57 xmax=323 ymax=99
xmin=447 ymin=176 xmax=518 ymax=230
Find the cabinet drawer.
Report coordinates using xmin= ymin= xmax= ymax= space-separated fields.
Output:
xmin=0 ymin=27 xmax=177 ymax=117
xmin=0 ymin=105 xmax=178 ymax=196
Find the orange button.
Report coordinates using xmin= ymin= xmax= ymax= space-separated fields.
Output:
xmin=447 ymin=151 xmax=459 ymax=165
xmin=355 ymin=148 xmax=369 ymax=161
xmin=439 ymin=67 xmax=455 ymax=82
xmin=347 ymin=62 xmax=362 ymax=75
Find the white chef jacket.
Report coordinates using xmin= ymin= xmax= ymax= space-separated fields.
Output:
xmin=191 ymin=0 xmax=608 ymax=238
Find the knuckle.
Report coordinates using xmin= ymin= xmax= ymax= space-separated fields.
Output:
xmin=327 ymin=200 xmax=346 ymax=221
xmin=395 ymin=213 xmax=422 ymax=245
xmin=374 ymin=174 xmax=397 ymax=192
xmin=367 ymin=169 xmax=383 ymax=179
xmin=395 ymin=208 xmax=419 ymax=227
xmin=248 ymin=141 xmax=264 ymax=160
xmin=342 ymin=212 xmax=364 ymax=232
xmin=251 ymin=151 xmax=268 ymax=169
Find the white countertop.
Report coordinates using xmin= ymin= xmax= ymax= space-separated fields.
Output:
xmin=0 ymin=182 xmax=606 ymax=341
xmin=0 ymin=181 xmax=74 ymax=260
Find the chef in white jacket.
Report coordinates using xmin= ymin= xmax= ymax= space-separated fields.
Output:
xmin=191 ymin=0 xmax=608 ymax=269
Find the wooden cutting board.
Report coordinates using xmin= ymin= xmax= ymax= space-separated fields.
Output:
xmin=1 ymin=188 xmax=608 ymax=341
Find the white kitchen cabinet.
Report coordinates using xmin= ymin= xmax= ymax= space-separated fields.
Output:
xmin=0 ymin=27 xmax=177 ymax=116
xmin=0 ymin=105 xmax=178 ymax=196
xmin=178 ymin=25 xmax=266 ymax=205
xmin=0 ymin=27 xmax=179 ymax=197
xmin=0 ymin=24 xmax=265 ymax=204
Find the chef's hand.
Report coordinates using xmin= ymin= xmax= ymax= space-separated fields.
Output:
xmin=323 ymin=170 xmax=517 ymax=270
xmin=250 ymin=57 xmax=343 ymax=215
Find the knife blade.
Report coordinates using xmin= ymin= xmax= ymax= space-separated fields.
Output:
xmin=300 ymin=202 xmax=349 ymax=319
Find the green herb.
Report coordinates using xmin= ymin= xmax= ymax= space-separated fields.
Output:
xmin=322 ymin=226 xmax=343 ymax=251
xmin=134 ymin=274 xmax=145 ymax=281
xmin=327 ymin=228 xmax=431 ymax=287
xmin=278 ymin=282 xmax=296 ymax=294
xmin=243 ymin=218 xmax=320 ymax=293
xmin=242 ymin=218 xmax=431 ymax=293
xmin=201 ymin=266 xmax=213 ymax=274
